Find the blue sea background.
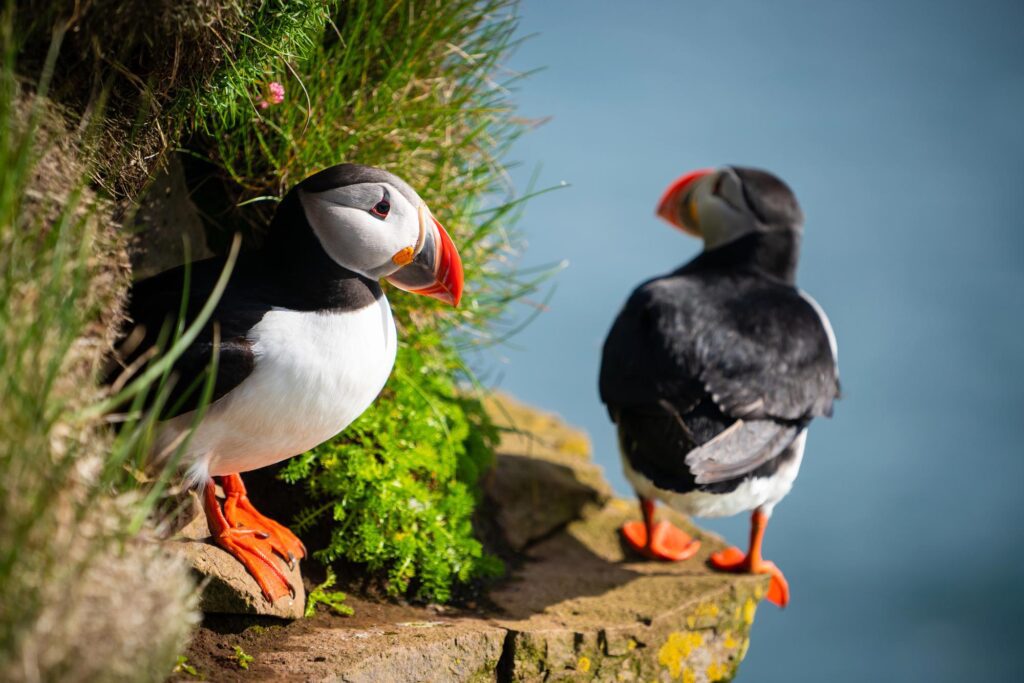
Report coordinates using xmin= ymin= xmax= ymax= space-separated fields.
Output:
xmin=491 ymin=1 xmax=1024 ymax=680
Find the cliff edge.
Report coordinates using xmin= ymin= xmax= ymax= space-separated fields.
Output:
xmin=175 ymin=394 xmax=767 ymax=682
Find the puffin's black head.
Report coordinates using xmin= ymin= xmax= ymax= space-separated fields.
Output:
xmin=655 ymin=166 xmax=804 ymax=250
xmin=270 ymin=163 xmax=463 ymax=305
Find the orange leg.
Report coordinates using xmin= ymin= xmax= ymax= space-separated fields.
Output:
xmin=709 ymin=507 xmax=790 ymax=607
xmin=621 ymin=497 xmax=701 ymax=561
xmin=219 ymin=473 xmax=307 ymax=568
xmin=203 ymin=480 xmax=293 ymax=602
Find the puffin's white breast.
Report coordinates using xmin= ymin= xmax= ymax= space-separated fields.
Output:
xmin=169 ymin=296 xmax=397 ymax=480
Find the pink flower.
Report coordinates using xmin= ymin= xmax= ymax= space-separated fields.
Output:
xmin=267 ymin=81 xmax=285 ymax=104
xmin=258 ymin=81 xmax=285 ymax=109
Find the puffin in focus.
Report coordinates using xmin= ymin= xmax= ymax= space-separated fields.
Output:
xmin=110 ymin=164 xmax=463 ymax=602
xmin=599 ymin=166 xmax=839 ymax=607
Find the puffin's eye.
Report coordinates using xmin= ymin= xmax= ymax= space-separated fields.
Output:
xmin=369 ymin=199 xmax=390 ymax=219
xmin=712 ymin=174 xmax=725 ymax=197
xmin=713 ymin=174 xmax=746 ymax=212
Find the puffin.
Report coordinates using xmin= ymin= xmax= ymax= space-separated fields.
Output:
xmin=110 ymin=164 xmax=463 ymax=602
xmin=599 ymin=166 xmax=839 ymax=607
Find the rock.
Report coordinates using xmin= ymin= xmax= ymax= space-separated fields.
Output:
xmin=291 ymin=619 xmax=508 ymax=683
xmin=177 ymin=399 xmax=768 ymax=682
xmin=178 ymin=597 xmax=511 ymax=682
xmin=480 ymin=396 xmax=766 ymax=682
xmin=491 ymin=499 xmax=768 ymax=682
xmin=486 ymin=453 xmax=607 ymax=551
xmin=484 ymin=393 xmax=612 ymax=549
xmin=176 ymin=498 xmax=766 ymax=682
xmin=128 ymin=155 xmax=213 ymax=280
xmin=168 ymin=492 xmax=305 ymax=620
xmin=484 ymin=392 xmax=595 ymax=463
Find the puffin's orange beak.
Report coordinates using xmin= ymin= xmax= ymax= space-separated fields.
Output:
xmin=386 ymin=210 xmax=464 ymax=306
xmin=656 ymin=168 xmax=715 ymax=236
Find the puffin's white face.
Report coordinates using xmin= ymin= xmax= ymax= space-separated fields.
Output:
xmin=299 ymin=181 xmax=425 ymax=280
xmin=296 ymin=172 xmax=464 ymax=306
xmin=656 ymin=167 xmax=759 ymax=250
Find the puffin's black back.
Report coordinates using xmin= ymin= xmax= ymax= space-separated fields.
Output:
xmin=600 ymin=230 xmax=839 ymax=495
xmin=600 ymin=233 xmax=838 ymax=419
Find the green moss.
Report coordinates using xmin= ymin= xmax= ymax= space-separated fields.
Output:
xmin=172 ymin=655 xmax=201 ymax=678
xmin=282 ymin=341 xmax=503 ymax=601
xmin=304 ymin=567 xmax=355 ymax=617
xmin=232 ymin=645 xmax=254 ymax=671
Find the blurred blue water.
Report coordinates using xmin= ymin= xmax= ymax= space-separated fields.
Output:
xmin=494 ymin=1 xmax=1024 ymax=680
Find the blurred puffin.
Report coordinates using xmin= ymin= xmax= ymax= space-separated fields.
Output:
xmin=111 ymin=164 xmax=463 ymax=602
xmin=599 ymin=166 xmax=839 ymax=607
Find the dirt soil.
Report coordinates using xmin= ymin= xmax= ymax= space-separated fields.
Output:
xmin=177 ymin=595 xmax=491 ymax=682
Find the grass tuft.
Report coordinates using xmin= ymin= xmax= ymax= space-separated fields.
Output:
xmin=0 ymin=9 xmax=201 ymax=681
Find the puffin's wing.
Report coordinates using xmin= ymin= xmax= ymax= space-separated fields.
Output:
xmin=683 ymin=419 xmax=799 ymax=484
xmin=110 ymin=259 xmax=267 ymax=419
xmin=155 ymin=324 xmax=258 ymax=419
xmin=599 ymin=277 xmax=706 ymax=415
xmin=695 ymin=286 xmax=839 ymax=421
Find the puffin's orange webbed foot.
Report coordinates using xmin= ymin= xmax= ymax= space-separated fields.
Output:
xmin=203 ymin=477 xmax=299 ymax=603
xmin=709 ymin=506 xmax=790 ymax=608
xmin=214 ymin=526 xmax=294 ymax=602
xmin=220 ymin=473 xmax=306 ymax=568
xmin=622 ymin=497 xmax=701 ymax=561
xmin=622 ymin=520 xmax=701 ymax=561
xmin=710 ymin=546 xmax=789 ymax=607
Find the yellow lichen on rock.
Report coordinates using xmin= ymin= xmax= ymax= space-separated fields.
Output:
xmin=695 ymin=603 xmax=720 ymax=618
xmin=706 ymin=661 xmax=729 ymax=681
xmin=742 ymin=598 xmax=758 ymax=626
xmin=682 ymin=667 xmax=697 ymax=683
xmin=687 ymin=602 xmax=721 ymax=628
xmin=658 ymin=631 xmax=705 ymax=679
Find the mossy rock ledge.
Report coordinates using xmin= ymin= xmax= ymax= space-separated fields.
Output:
xmin=177 ymin=394 xmax=767 ymax=682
